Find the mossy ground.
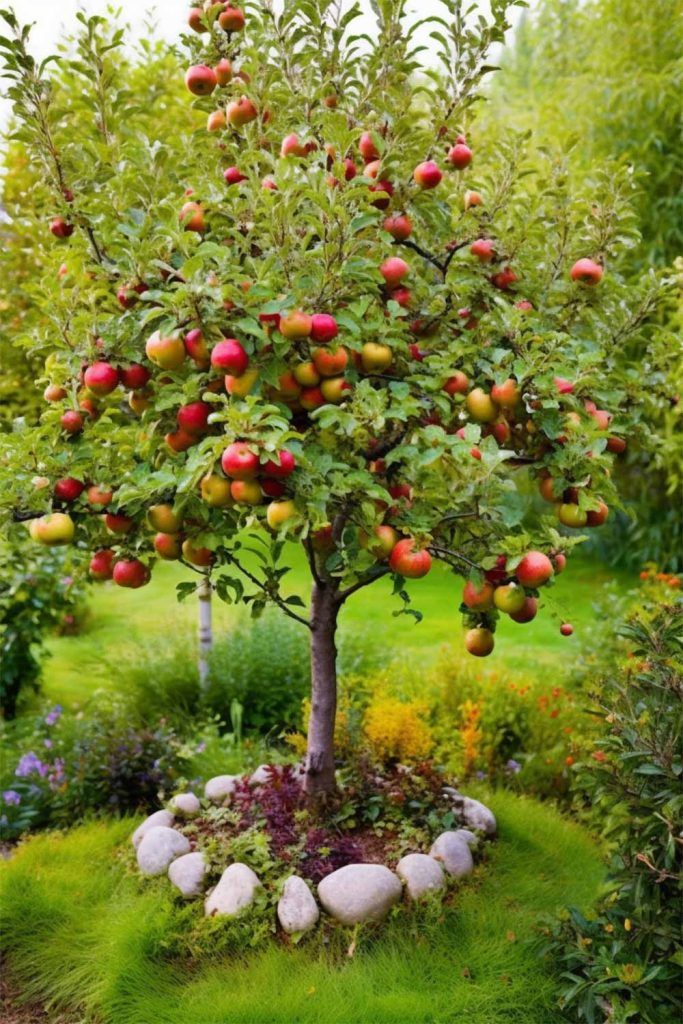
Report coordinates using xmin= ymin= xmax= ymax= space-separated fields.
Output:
xmin=0 ymin=791 xmax=603 ymax=1024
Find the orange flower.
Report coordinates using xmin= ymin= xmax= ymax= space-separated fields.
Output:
xmin=565 ymin=756 xmax=574 ymax=766
xmin=592 ymin=750 xmax=607 ymax=762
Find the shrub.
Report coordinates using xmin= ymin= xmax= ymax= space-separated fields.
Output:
xmin=545 ymin=581 xmax=683 ymax=1023
xmin=363 ymin=697 xmax=434 ymax=764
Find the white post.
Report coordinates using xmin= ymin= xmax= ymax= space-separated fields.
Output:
xmin=197 ymin=576 xmax=213 ymax=693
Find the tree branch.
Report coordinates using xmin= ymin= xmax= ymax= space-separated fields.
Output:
xmin=337 ymin=565 xmax=391 ymax=604
xmin=303 ymin=534 xmax=324 ymax=587
xmin=223 ymin=551 xmax=311 ymax=629
xmin=428 ymin=544 xmax=481 ymax=574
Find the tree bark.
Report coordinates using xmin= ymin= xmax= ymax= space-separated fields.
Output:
xmin=304 ymin=581 xmax=339 ymax=801
xmin=197 ymin=578 xmax=213 ymax=694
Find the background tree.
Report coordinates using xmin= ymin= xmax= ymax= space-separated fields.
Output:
xmin=0 ymin=0 xmax=665 ymax=800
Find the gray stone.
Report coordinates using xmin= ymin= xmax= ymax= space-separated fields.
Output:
xmin=136 ymin=826 xmax=190 ymax=876
xmin=131 ymin=809 xmax=175 ymax=849
xmin=168 ymin=852 xmax=206 ymax=898
xmin=205 ymin=863 xmax=261 ymax=918
xmin=429 ymin=831 xmax=474 ymax=878
xmin=204 ymin=775 xmax=239 ymax=804
xmin=396 ymin=853 xmax=446 ymax=900
xmin=452 ymin=828 xmax=479 ymax=849
xmin=318 ymin=864 xmax=402 ymax=925
xmin=457 ymin=796 xmax=497 ymax=837
xmin=169 ymin=792 xmax=201 ymax=818
xmin=249 ymin=764 xmax=273 ymax=786
xmin=277 ymin=875 xmax=319 ymax=934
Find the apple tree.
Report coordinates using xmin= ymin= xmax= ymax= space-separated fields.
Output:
xmin=0 ymin=1 xmax=663 ymax=799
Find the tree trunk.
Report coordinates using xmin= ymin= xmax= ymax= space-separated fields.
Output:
xmin=304 ymin=582 xmax=339 ymax=801
xmin=197 ymin=577 xmax=213 ymax=694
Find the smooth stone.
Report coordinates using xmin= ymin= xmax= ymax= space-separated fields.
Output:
xmin=396 ymin=853 xmax=446 ymax=900
xmin=249 ymin=764 xmax=273 ymax=786
xmin=457 ymin=796 xmax=497 ymax=837
xmin=204 ymin=775 xmax=239 ymax=804
xmin=168 ymin=852 xmax=206 ymax=898
xmin=452 ymin=828 xmax=479 ymax=849
xmin=277 ymin=875 xmax=319 ymax=934
xmin=318 ymin=864 xmax=402 ymax=925
xmin=205 ymin=863 xmax=261 ymax=918
xmin=136 ymin=826 xmax=190 ymax=876
xmin=429 ymin=831 xmax=474 ymax=878
xmin=131 ymin=809 xmax=174 ymax=849
xmin=169 ymin=792 xmax=201 ymax=818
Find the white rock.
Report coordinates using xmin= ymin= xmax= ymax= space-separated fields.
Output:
xmin=452 ymin=828 xmax=479 ymax=849
xmin=277 ymin=875 xmax=319 ymax=934
xmin=396 ymin=853 xmax=446 ymax=900
xmin=458 ymin=796 xmax=497 ymax=837
xmin=169 ymin=792 xmax=201 ymax=818
xmin=318 ymin=864 xmax=402 ymax=925
xmin=204 ymin=775 xmax=239 ymax=804
xmin=249 ymin=764 xmax=273 ymax=786
xmin=168 ymin=852 xmax=206 ymax=898
xmin=131 ymin=809 xmax=175 ymax=849
xmin=205 ymin=863 xmax=261 ymax=918
xmin=136 ymin=826 xmax=190 ymax=876
xmin=429 ymin=831 xmax=474 ymax=878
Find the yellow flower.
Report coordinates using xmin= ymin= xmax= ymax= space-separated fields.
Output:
xmin=624 ymin=918 xmax=632 ymax=932
xmin=363 ymin=697 xmax=433 ymax=763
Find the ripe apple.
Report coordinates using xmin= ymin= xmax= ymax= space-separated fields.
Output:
xmin=83 ymin=361 xmax=119 ymax=396
xmin=490 ymin=378 xmax=520 ymax=408
xmin=266 ymin=499 xmax=298 ymax=529
xmin=465 ymin=627 xmax=494 ymax=657
xmin=462 ymin=579 xmax=495 ymax=611
xmin=379 ymin=256 xmax=409 ymax=288
xmin=226 ymin=367 xmax=259 ymax=397
xmin=154 ymin=532 xmax=182 ymax=560
xmin=293 ymin=362 xmax=321 ymax=387
xmin=464 ymin=189 xmax=482 ymax=209
xmin=312 ymin=346 xmax=348 ymax=377
xmin=221 ymin=441 xmax=259 ymax=479
xmin=509 ymin=596 xmax=538 ymax=623
xmin=105 ymin=513 xmax=133 ymax=534
xmin=29 ymin=512 xmax=75 ymax=546
xmin=359 ymin=131 xmax=380 ymax=162
xmin=200 ymin=474 xmax=233 ymax=507
xmin=230 ymin=479 xmax=262 ymax=505
xmin=214 ymin=58 xmax=233 ymax=85
xmin=589 ymin=407 xmax=612 ymax=431
xmin=226 ymin=97 xmax=257 ymax=128
xmin=586 ymin=500 xmax=609 ymax=527
xmin=369 ymin=179 xmax=394 ymax=209
xmin=223 ymin=166 xmax=247 ymax=186
xmin=558 ymin=503 xmax=588 ymax=528
xmin=50 ymin=217 xmax=74 ymax=239
xmin=443 ymin=371 xmax=469 ymax=396
xmin=44 ymin=384 xmax=67 ymax=402
xmin=177 ymin=401 xmax=211 ymax=435
xmin=281 ymin=133 xmax=307 ymax=158
xmin=113 ymin=559 xmax=150 ymax=589
xmin=470 ymin=238 xmax=495 ymax=263
xmin=383 ymin=214 xmax=412 ymax=240
xmin=300 ymin=386 xmax=326 ymax=411
xmin=165 ymin=428 xmax=195 ymax=453
xmin=607 ymin=436 xmax=626 ymax=454
xmin=280 ymin=311 xmax=313 ymax=340
xmin=491 ymin=267 xmax=518 ymax=290
xmin=493 ymin=583 xmax=527 ymax=614
xmin=89 ymin=549 xmax=115 ymax=579
xmin=54 ymin=477 xmax=85 ymax=502
xmin=361 ymin=342 xmax=392 ymax=373
xmin=320 ymin=377 xmax=352 ymax=403
xmin=185 ymin=64 xmax=217 ymax=96
xmin=570 ymin=258 xmax=603 ymax=285
xmin=554 ymin=376 xmax=574 ymax=395
xmin=218 ymin=5 xmax=245 ymax=31
xmin=389 ymin=287 xmax=411 ymax=308
xmin=182 ymin=540 xmax=214 ymax=566
xmin=119 ymin=364 xmax=150 ymax=390
xmin=552 ymin=552 xmax=567 ymax=573
xmin=148 ymin=503 xmax=182 ymax=533
xmin=516 ymin=551 xmax=554 ymax=588
xmin=539 ymin=476 xmax=557 ymax=503
xmin=447 ymin=142 xmax=472 ymax=169
xmin=210 ymin=339 xmax=249 ymax=378
xmin=413 ymin=160 xmax=442 ymax=188
xmin=312 ymin=525 xmax=334 ymax=552
xmin=146 ymin=332 xmax=186 ymax=370
xmin=260 ymin=477 xmax=285 ymax=498
xmin=87 ymin=485 xmax=113 ymax=506
xmin=207 ymin=110 xmax=226 ymax=132
xmin=179 ymin=201 xmax=205 ymax=232
xmin=485 ymin=554 xmax=508 ymax=586
xmin=466 ymin=388 xmax=498 ymax=423
xmin=262 ymin=450 xmax=296 ymax=478
xmin=310 ymin=313 xmax=338 ymax=344
xmin=60 ymin=410 xmax=84 ymax=434
xmin=388 ymin=538 xmax=432 ymax=578
xmin=188 ymin=7 xmax=207 ymax=32
xmin=360 ymin=524 xmax=399 ymax=560
xmin=560 ymin=622 xmax=574 ymax=636
xmin=343 ymin=158 xmax=357 ymax=180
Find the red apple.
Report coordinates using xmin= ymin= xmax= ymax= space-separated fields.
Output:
xmin=447 ymin=142 xmax=472 ymax=169
xmin=380 ymin=256 xmax=409 ymax=288
xmin=464 ymin=189 xmax=482 ymax=209
xmin=491 ymin=267 xmax=518 ymax=290
xmin=230 ymin=479 xmax=262 ymax=505
xmin=179 ymin=201 xmax=205 ymax=232
xmin=554 ymin=376 xmax=574 ymax=395
xmin=509 ymin=596 xmax=538 ymax=624
xmin=361 ymin=524 xmax=399 ymax=560
xmin=359 ymin=132 xmax=380 ymax=162
xmin=281 ymin=133 xmax=307 ymax=158
xmin=89 ymin=549 xmax=115 ymax=580
xmin=119 ymin=364 xmax=150 ymax=390
xmin=165 ymin=428 xmax=195 ymax=453
xmin=154 ymin=532 xmax=182 ymax=560
xmin=218 ymin=5 xmax=245 ymax=31
xmin=182 ymin=539 xmax=214 ymax=566
xmin=343 ymin=158 xmax=357 ymax=181
xmin=383 ymin=214 xmax=412 ymax=241
xmin=105 ymin=512 xmax=133 ymax=534
xmin=50 ymin=217 xmax=74 ymax=239
xmin=87 ymin=485 xmax=113 ymax=506
xmin=413 ymin=160 xmax=442 ymax=188
xmin=280 ymin=311 xmax=313 ymax=340
xmin=465 ymin=627 xmax=494 ymax=657
xmin=553 ymin=552 xmax=567 ymax=573
xmin=54 ymin=477 xmax=85 ymax=502
xmin=570 ymin=258 xmax=603 ymax=285
xmin=261 ymin=477 xmax=286 ymax=498
xmin=221 ymin=441 xmax=259 ymax=480
xmin=177 ymin=401 xmax=211 ymax=435
xmin=443 ymin=371 xmax=469 ymax=396
xmin=211 ymin=338 xmax=249 ymax=376
xmin=516 ymin=551 xmax=554 ymax=588
xmin=310 ymin=313 xmax=338 ymax=344
xmin=188 ymin=7 xmax=206 ymax=32
xmin=185 ymin=64 xmax=217 ymax=96
xmin=226 ymin=97 xmax=257 ymax=128
xmin=214 ymin=58 xmax=233 ymax=85
xmin=312 ymin=346 xmax=348 ymax=377
xmin=300 ymin=386 xmax=326 ymax=411
xmin=470 ymin=238 xmax=495 ymax=263
xmin=262 ymin=450 xmax=295 ymax=478
xmin=83 ymin=361 xmax=119 ymax=396
xmin=560 ymin=622 xmax=574 ymax=636
xmin=61 ymin=410 xmax=84 ymax=434
xmin=607 ymin=436 xmax=626 ymax=454
xmin=44 ymin=384 xmax=67 ymax=402
xmin=369 ymin=180 xmax=394 ymax=208
xmin=462 ymin=579 xmax=495 ymax=611
xmin=490 ymin=378 xmax=520 ymax=408
xmin=389 ymin=538 xmax=432 ymax=578
xmin=113 ymin=559 xmax=150 ymax=589
xmin=223 ymin=166 xmax=247 ymax=186
xmin=586 ymin=500 xmax=609 ymax=527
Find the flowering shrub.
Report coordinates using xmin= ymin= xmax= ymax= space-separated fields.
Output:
xmin=363 ymin=697 xmax=433 ymax=764
xmin=545 ymin=584 xmax=683 ymax=1023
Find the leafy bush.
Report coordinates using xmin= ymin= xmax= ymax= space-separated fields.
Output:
xmin=545 ymin=582 xmax=683 ymax=1023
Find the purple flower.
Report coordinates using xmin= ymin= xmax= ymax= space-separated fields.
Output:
xmin=44 ymin=738 xmax=53 ymax=749
xmin=505 ymin=758 xmax=521 ymax=775
xmin=2 ymin=790 xmax=21 ymax=806
xmin=15 ymin=751 xmax=45 ymax=777
xmin=475 ymin=770 xmax=487 ymax=781
xmin=44 ymin=705 xmax=63 ymax=727
xmin=195 ymin=741 xmax=206 ymax=753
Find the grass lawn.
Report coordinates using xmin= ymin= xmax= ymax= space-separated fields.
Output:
xmin=43 ymin=546 xmax=632 ymax=708
xmin=0 ymin=791 xmax=603 ymax=1024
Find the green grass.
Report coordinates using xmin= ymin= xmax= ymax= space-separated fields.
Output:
xmin=0 ymin=791 xmax=603 ymax=1024
xmin=43 ymin=548 xmax=631 ymax=708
